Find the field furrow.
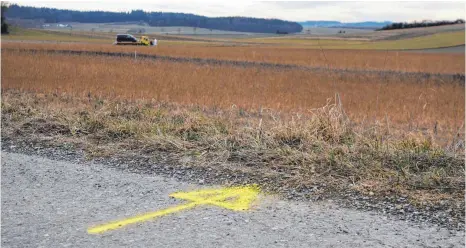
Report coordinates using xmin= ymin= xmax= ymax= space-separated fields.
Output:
xmin=3 ymin=42 xmax=465 ymax=74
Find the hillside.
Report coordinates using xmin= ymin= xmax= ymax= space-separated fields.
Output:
xmin=377 ymin=19 xmax=465 ymax=31
xmin=5 ymin=4 xmax=303 ymax=34
xmin=299 ymin=20 xmax=392 ymax=29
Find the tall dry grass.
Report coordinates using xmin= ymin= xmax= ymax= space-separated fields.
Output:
xmin=2 ymin=49 xmax=465 ymax=209
xmin=3 ymin=42 xmax=465 ymax=74
xmin=2 ymin=90 xmax=464 ymax=206
xmin=2 ymin=50 xmax=464 ymax=145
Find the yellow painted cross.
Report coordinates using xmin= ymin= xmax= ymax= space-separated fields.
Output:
xmin=87 ymin=185 xmax=260 ymax=234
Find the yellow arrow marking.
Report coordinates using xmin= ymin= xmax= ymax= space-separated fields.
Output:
xmin=88 ymin=185 xmax=260 ymax=234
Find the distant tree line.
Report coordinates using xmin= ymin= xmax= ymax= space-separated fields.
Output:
xmin=377 ymin=19 xmax=465 ymax=31
xmin=5 ymin=4 xmax=303 ymax=33
xmin=1 ymin=2 xmax=9 ymax=33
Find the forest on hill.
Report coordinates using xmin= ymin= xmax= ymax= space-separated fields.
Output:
xmin=5 ymin=4 xmax=303 ymax=33
xmin=377 ymin=19 xmax=464 ymax=30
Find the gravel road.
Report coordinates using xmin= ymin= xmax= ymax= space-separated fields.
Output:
xmin=2 ymin=152 xmax=464 ymax=248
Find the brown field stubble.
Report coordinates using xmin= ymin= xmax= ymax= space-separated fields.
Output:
xmin=2 ymin=50 xmax=464 ymax=144
xmin=2 ymin=42 xmax=465 ymax=74
xmin=2 ymin=49 xmax=465 ymax=213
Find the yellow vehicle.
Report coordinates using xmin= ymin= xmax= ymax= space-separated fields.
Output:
xmin=139 ymin=36 xmax=152 ymax=46
xmin=114 ymin=34 xmax=155 ymax=46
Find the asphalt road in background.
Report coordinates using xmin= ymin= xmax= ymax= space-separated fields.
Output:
xmin=2 ymin=152 xmax=464 ymax=248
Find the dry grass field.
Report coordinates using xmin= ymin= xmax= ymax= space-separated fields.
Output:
xmin=247 ymin=30 xmax=466 ymax=49
xmin=2 ymin=50 xmax=464 ymax=132
xmin=1 ymin=38 xmax=465 ymax=215
xmin=5 ymin=26 xmax=465 ymax=50
xmin=3 ymin=42 xmax=464 ymax=74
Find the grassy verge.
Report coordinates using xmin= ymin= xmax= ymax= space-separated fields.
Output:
xmin=1 ymin=45 xmax=464 ymax=227
xmin=2 ymin=90 xmax=464 ymax=208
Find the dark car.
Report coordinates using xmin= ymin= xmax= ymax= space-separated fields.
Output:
xmin=114 ymin=34 xmax=155 ymax=46
xmin=115 ymin=34 xmax=138 ymax=43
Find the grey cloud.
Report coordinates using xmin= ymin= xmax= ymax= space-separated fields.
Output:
xmin=15 ymin=0 xmax=466 ymax=22
xmin=262 ymin=1 xmax=340 ymax=9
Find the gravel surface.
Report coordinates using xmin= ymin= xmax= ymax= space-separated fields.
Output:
xmin=2 ymin=137 xmax=465 ymax=232
xmin=2 ymin=151 xmax=465 ymax=248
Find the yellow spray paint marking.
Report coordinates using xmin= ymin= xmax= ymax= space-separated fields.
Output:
xmin=87 ymin=185 xmax=260 ymax=234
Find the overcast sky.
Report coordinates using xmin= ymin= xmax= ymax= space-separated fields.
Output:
xmin=12 ymin=1 xmax=466 ymax=22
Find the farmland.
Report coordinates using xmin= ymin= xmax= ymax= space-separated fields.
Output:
xmin=2 ymin=27 xmax=111 ymax=43
xmin=243 ymin=30 xmax=466 ymax=50
xmin=4 ymin=25 xmax=466 ymax=51
xmin=1 ymin=26 xmax=465 ymax=227
xmin=3 ymin=42 xmax=465 ymax=74
xmin=2 ymin=49 xmax=464 ymax=130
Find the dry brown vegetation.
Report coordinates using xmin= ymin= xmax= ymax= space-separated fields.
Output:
xmin=3 ymin=42 xmax=465 ymax=74
xmin=2 ymin=89 xmax=464 ymax=207
xmin=1 ymin=44 xmax=464 ymax=217
xmin=2 ymin=50 xmax=464 ymax=140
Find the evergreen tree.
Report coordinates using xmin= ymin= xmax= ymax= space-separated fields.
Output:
xmin=4 ymin=4 xmax=303 ymax=34
xmin=1 ymin=1 xmax=9 ymax=34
